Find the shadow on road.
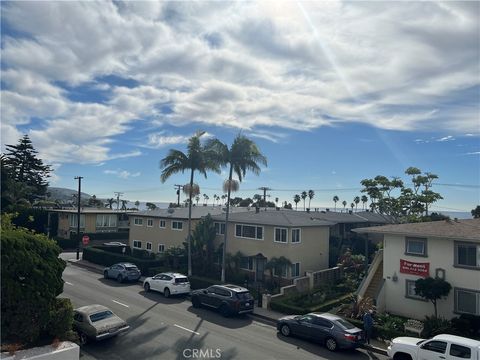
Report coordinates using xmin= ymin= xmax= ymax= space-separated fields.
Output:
xmin=98 ymin=278 xmax=142 ymax=288
xmin=186 ymin=305 xmax=253 ymax=329
xmin=139 ymin=290 xmax=187 ymax=304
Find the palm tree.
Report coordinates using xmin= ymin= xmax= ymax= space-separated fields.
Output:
xmin=301 ymin=191 xmax=307 ymax=211
xmin=213 ymin=194 xmax=218 ymax=206
xmin=275 ymin=197 xmax=279 ymax=208
xmin=160 ymin=131 xmax=220 ymax=276
xmin=293 ymin=194 xmax=301 ymax=210
xmin=333 ymin=195 xmax=339 ymax=211
xmin=354 ymin=196 xmax=360 ymax=212
xmin=342 ymin=200 xmax=347 ymax=212
xmin=203 ymin=193 xmax=209 ymax=205
xmin=106 ymin=198 xmax=117 ymax=209
xmin=308 ymin=190 xmax=314 ymax=209
xmin=361 ymin=195 xmax=368 ymax=210
xmin=207 ymin=135 xmax=267 ymax=282
xmin=195 ymin=195 xmax=200 ymax=206
xmin=350 ymin=203 xmax=355 ymax=211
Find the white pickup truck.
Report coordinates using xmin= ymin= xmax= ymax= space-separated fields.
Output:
xmin=387 ymin=334 xmax=480 ymax=360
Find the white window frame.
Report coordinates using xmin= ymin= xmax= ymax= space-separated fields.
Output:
xmin=291 ymin=262 xmax=301 ymax=277
xmin=158 ymin=244 xmax=165 ymax=253
xmin=274 ymin=227 xmax=288 ymax=243
xmin=214 ymin=222 xmax=225 ymax=235
xmin=235 ymin=224 xmax=264 ymax=240
xmin=405 ymin=237 xmax=427 ymax=257
xmin=146 ymin=219 xmax=153 ymax=227
xmin=146 ymin=242 xmax=152 ymax=251
xmin=69 ymin=214 xmax=85 ymax=228
xmin=273 ymin=265 xmax=288 ymax=277
xmin=134 ymin=218 xmax=143 ymax=226
xmin=454 ymin=287 xmax=480 ymax=316
xmin=291 ymin=228 xmax=301 ymax=244
xmin=240 ymin=257 xmax=253 ymax=270
xmin=172 ymin=221 xmax=183 ymax=231
xmin=96 ymin=214 xmax=117 ymax=228
xmin=454 ymin=241 xmax=480 ymax=269
xmin=133 ymin=240 xmax=142 ymax=249
xmin=159 ymin=220 xmax=166 ymax=229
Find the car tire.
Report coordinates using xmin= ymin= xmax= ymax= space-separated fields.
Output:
xmin=144 ymin=283 xmax=150 ymax=292
xmin=191 ymin=297 xmax=201 ymax=308
xmin=325 ymin=337 xmax=338 ymax=352
xmin=220 ymin=304 xmax=230 ymax=317
xmin=117 ymin=275 xmax=123 ymax=283
xmin=78 ymin=332 xmax=88 ymax=345
xmin=280 ymin=324 xmax=291 ymax=337
xmin=104 ymin=271 xmax=109 ymax=279
xmin=164 ymin=288 xmax=170 ymax=298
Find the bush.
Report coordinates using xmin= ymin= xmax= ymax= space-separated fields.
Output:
xmin=270 ymin=300 xmax=308 ymax=315
xmin=422 ymin=316 xmax=454 ymax=338
xmin=54 ymin=237 xmax=78 ymax=250
xmin=309 ymin=294 xmax=353 ymax=313
xmin=70 ymin=231 xmax=129 ymax=241
xmin=188 ymin=275 xmax=220 ymax=290
xmin=132 ymin=248 xmax=156 ymax=259
xmin=47 ymin=298 xmax=73 ymax=339
xmin=451 ymin=314 xmax=480 ymax=338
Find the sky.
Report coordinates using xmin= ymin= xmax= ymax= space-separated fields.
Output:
xmin=1 ymin=1 xmax=479 ymax=214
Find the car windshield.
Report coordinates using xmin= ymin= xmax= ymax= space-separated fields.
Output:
xmin=335 ymin=318 xmax=356 ymax=330
xmin=235 ymin=291 xmax=253 ymax=300
xmin=175 ymin=277 xmax=189 ymax=283
xmin=89 ymin=310 xmax=114 ymax=322
xmin=125 ymin=266 xmax=138 ymax=271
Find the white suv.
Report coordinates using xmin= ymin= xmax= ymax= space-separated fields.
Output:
xmin=143 ymin=272 xmax=190 ymax=298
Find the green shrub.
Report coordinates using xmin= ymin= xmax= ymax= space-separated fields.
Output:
xmin=451 ymin=314 xmax=480 ymax=338
xmin=54 ymin=237 xmax=78 ymax=250
xmin=132 ymin=248 xmax=155 ymax=259
xmin=309 ymin=293 xmax=353 ymax=313
xmin=47 ymin=298 xmax=73 ymax=339
xmin=422 ymin=316 xmax=454 ymax=338
xmin=188 ymin=275 xmax=220 ymax=290
xmin=270 ymin=300 xmax=308 ymax=315
xmin=70 ymin=232 xmax=128 ymax=241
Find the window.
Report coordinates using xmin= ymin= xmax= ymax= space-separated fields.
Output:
xmin=96 ymin=214 xmax=117 ymax=228
xmin=455 ymin=242 xmax=480 ymax=269
xmin=450 ymin=344 xmax=471 ymax=359
xmin=133 ymin=240 xmax=142 ymax=249
xmin=291 ymin=229 xmax=301 ymax=243
xmin=159 ymin=220 xmax=166 ymax=228
xmin=147 ymin=219 xmax=153 ymax=227
xmin=235 ymin=224 xmax=263 ymax=240
xmin=455 ymin=288 xmax=480 ymax=315
xmin=172 ymin=221 xmax=183 ymax=230
xmin=291 ymin=262 xmax=300 ymax=277
xmin=214 ymin=222 xmax=225 ymax=235
xmin=158 ymin=244 xmax=165 ymax=253
xmin=240 ymin=257 xmax=253 ymax=270
xmin=274 ymin=228 xmax=288 ymax=243
xmin=405 ymin=279 xmax=427 ymax=301
xmin=273 ymin=265 xmax=288 ymax=277
xmin=420 ymin=341 xmax=447 ymax=354
xmin=69 ymin=214 xmax=85 ymax=228
xmin=312 ymin=318 xmax=333 ymax=328
xmin=134 ymin=218 xmax=143 ymax=226
xmin=146 ymin=242 xmax=152 ymax=251
xmin=405 ymin=237 xmax=427 ymax=256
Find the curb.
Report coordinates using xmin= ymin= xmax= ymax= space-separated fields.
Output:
xmin=248 ymin=311 xmax=277 ymax=326
xmin=361 ymin=344 xmax=388 ymax=356
xmin=67 ymin=259 xmax=104 ymax=275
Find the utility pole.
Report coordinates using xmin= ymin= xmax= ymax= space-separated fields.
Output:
xmin=114 ymin=192 xmax=123 ymax=210
xmin=258 ymin=187 xmax=271 ymax=209
xmin=74 ymin=176 xmax=83 ymax=260
xmin=174 ymin=184 xmax=183 ymax=206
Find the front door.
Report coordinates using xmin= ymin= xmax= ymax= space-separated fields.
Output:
xmin=255 ymin=258 xmax=265 ymax=282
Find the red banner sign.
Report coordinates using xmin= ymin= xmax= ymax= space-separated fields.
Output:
xmin=400 ymin=259 xmax=429 ymax=277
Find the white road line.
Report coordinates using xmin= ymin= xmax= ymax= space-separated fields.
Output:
xmin=173 ymin=324 xmax=200 ymax=335
xmin=65 ymin=281 xmax=73 ymax=286
xmin=112 ymin=300 xmax=129 ymax=308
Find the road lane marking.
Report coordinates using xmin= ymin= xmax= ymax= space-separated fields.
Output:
xmin=65 ymin=281 xmax=73 ymax=286
xmin=112 ymin=300 xmax=129 ymax=308
xmin=173 ymin=324 xmax=200 ymax=335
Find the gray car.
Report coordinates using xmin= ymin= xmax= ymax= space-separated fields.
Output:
xmin=190 ymin=284 xmax=254 ymax=317
xmin=73 ymin=304 xmax=129 ymax=344
xmin=277 ymin=312 xmax=365 ymax=351
xmin=103 ymin=263 xmax=141 ymax=283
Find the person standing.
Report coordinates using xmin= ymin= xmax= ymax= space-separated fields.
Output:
xmin=363 ymin=310 xmax=374 ymax=345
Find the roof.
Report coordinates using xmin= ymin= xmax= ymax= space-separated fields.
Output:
xmin=50 ymin=208 xmax=130 ymax=214
xmin=311 ymin=312 xmax=343 ymax=321
xmin=433 ymin=334 xmax=480 ymax=347
xmin=75 ymin=304 xmax=110 ymax=314
xmin=222 ymin=284 xmax=249 ymax=292
xmin=352 ymin=218 xmax=480 ymax=241
xmin=129 ymin=206 xmax=248 ymax=220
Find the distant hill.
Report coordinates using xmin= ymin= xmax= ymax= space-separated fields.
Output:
xmin=47 ymin=187 xmax=92 ymax=202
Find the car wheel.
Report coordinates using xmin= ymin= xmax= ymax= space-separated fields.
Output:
xmin=78 ymin=332 xmax=88 ymax=345
xmin=104 ymin=271 xmax=109 ymax=279
xmin=280 ymin=324 xmax=291 ymax=337
xmin=191 ymin=297 xmax=201 ymax=308
xmin=144 ymin=283 xmax=150 ymax=292
xmin=117 ymin=275 xmax=123 ymax=283
xmin=325 ymin=337 xmax=338 ymax=352
xmin=220 ymin=304 xmax=230 ymax=317
xmin=164 ymin=288 xmax=170 ymax=298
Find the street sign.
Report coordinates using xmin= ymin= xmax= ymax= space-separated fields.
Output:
xmin=82 ymin=235 xmax=90 ymax=245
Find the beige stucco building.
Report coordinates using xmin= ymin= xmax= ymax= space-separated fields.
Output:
xmin=354 ymin=218 xmax=480 ymax=320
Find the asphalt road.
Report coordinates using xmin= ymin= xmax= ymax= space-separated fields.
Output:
xmin=61 ymin=263 xmax=388 ymax=360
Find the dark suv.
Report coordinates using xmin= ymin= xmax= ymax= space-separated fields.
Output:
xmin=190 ymin=284 xmax=254 ymax=316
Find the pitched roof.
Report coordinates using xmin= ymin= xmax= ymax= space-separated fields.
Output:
xmin=129 ymin=206 xmax=248 ymax=220
xmin=353 ymin=218 xmax=480 ymax=241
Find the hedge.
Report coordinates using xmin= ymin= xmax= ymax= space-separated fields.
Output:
xmin=54 ymin=237 xmax=78 ymax=250
xmin=189 ymin=275 xmax=221 ymax=290
xmin=82 ymin=247 xmax=162 ymax=275
xmin=270 ymin=293 xmax=353 ymax=315
xmin=70 ymin=231 xmax=129 ymax=241
xmin=270 ymin=300 xmax=309 ymax=315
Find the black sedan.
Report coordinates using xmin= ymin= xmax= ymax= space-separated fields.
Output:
xmin=277 ymin=312 xmax=364 ymax=351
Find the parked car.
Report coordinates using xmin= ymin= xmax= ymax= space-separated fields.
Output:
xmin=73 ymin=304 xmax=129 ymax=344
xmin=143 ymin=272 xmax=190 ymax=298
xmin=190 ymin=284 xmax=254 ymax=317
xmin=103 ymin=242 xmax=127 ymax=247
xmin=387 ymin=334 xmax=480 ymax=360
xmin=103 ymin=263 xmax=141 ymax=283
xmin=277 ymin=312 xmax=365 ymax=351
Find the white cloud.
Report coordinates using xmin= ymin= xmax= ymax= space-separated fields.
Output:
xmin=104 ymin=169 xmax=141 ymax=179
xmin=437 ymin=136 xmax=455 ymax=142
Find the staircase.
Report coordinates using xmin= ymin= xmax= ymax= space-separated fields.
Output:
xmin=363 ymin=260 xmax=383 ymax=302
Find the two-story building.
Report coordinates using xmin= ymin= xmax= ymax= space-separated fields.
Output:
xmin=354 ymin=218 xmax=480 ymax=320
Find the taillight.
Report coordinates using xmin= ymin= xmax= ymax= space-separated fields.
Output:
xmin=344 ymin=333 xmax=357 ymax=341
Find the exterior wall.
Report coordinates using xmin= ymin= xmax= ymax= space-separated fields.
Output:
xmin=84 ymin=214 xmax=97 ymax=234
xmin=215 ymin=223 xmax=330 ymax=278
xmin=128 ymin=216 xmax=201 ymax=252
xmin=383 ymin=234 xmax=480 ymax=320
xmin=54 ymin=212 xmax=129 ymax=239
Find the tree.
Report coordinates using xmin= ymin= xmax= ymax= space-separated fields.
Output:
xmin=293 ymin=194 xmax=301 ymax=210
xmin=190 ymin=214 xmax=216 ymax=275
xmin=203 ymin=194 xmax=209 ymax=206
xmin=146 ymin=202 xmax=157 ymax=210
xmin=195 ymin=195 xmax=200 ymax=206
xmin=275 ymin=197 xmax=279 ymax=208
xmin=308 ymin=190 xmax=314 ymax=209
xmin=106 ymin=198 xmax=117 ymax=209
xmin=472 ymin=205 xmax=480 ymax=218
xmin=301 ymin=191 xmax=307 ymax=211
xmin=361 ymin=195 xmax=368 ymax=210
xmin=415 ymin=277 xmax=452 ymax=318
xmin=333 ymin=195 xmax=339 ymax=211
xmin=238 ymin=197 xmax=252 ymax=207
xmin=134 ymin=200 xmax=140 ymax=209
xmin=354 ymin=196 xmax=360 ymax=212
xmin=342 ymin=200 xmax=347 ymax=211
xmin=206 ymin=134 xmax=267 ymax=282
xmin=121 ymin=199 xmax=128 ymax=211
xmin=160 ymin=131 xmax=220 ymax=276
xmin=1 ymin=214 xmax=72 ymax=345
xmin=88 ymin=195 xmax=103 ymax=208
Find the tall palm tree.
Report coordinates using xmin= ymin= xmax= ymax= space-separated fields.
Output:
xmin=275 ymin=197 xmax=279 ymax=208
xmin=361 ymin=195 xmax=368 ymax=210
xmin=333 ymin=195 xmax=339 ymax=211
xmin=354 ymin=196 xmax=360 ymax=212
xmin=301 ymin=191 xmax=307 ymax=211
xmin=207 ymin=134 xmax=267 ymax=282
xmin=342 ymin=200 xmax=347 ymax=212
xmin=308 ymin=190 xmax=314 ymax=209
xmin=195 ymin=195 xmax=200 ymax=206
xmin=160 ymin=132 xmax=220 ymax=276
xmin=293 ymin=194 xmax=301 ymax=210
xmin=203 ymin=193 xmax=209 ymax=205
xmin=350 ymin=203 xmax=355 ymax=211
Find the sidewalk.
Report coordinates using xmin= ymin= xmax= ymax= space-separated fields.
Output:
xmin=66 ymin=257 xmax=389 ymax=356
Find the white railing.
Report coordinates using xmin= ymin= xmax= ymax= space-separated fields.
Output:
xmin=356 ymin=249 xmax=383 ymax=299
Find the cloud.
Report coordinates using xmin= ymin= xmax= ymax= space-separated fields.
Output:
xmin=437 ymin=136 xmax=455 ymax=142
xmin=104 ymin=169 xmax=141 ymax=179
xmin=466 ymin=151 xmax=480 ymax=155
